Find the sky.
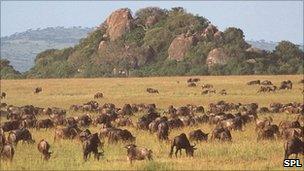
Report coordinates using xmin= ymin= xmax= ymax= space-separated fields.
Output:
xmin=1 ymin=1 xmax=303 ymax=44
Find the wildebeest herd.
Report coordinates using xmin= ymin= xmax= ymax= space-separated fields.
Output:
xmin=0 ymin=78 xmax=304 ymax=166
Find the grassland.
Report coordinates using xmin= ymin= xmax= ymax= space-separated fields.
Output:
xmin=0 ymin=75 xmax=303 ymax=170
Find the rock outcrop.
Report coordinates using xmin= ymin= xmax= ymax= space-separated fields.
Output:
xmin=168 ymin=34 xmax=195 ymax=61
xmin=105 ymin=8 xmax=134 ymax=41
xmin=206 ymin=48 xmax=229 ymax=67
xmin=246 ymin=47 xmax=264 ymax=54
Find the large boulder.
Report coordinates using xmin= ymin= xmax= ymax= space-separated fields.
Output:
xmin=168 ymin=34 xmax=195 ymax=61
xmin=206 ymin=48 xmax=229 ymax=67
xmin=105 ymin=8 xmax=134 ymax=41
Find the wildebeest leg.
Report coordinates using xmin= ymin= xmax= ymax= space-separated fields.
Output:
xmin=83 ymin=152 xmax=89 ymax=161
xmin=175 ymin=148 xmax=180 ymax=158
xmin=169 ymin=144 xmax=174 ymax=157
xmin=295 ymin=153 xmax=298 ymax=159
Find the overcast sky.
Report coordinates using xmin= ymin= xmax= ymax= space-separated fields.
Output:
xmin=1 ymin=1 xmax=303 ymax=44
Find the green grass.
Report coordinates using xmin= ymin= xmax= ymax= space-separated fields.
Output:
xmin=0 ymin=75 xmax=303 ymax=170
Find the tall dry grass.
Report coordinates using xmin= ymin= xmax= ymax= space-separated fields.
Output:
xmin=0 ymin=75 xmax=303 ymax=170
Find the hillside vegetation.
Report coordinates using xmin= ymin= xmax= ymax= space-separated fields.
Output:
xmin=1 ymin=7 xmax=303 ymax=79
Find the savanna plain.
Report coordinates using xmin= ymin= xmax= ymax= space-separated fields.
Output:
xmin=0 ymin=75 xmax=303 ymax=170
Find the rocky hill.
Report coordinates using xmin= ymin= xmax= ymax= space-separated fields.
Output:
xmin=1 ymin=26 xmax=92 ymax=72
xmin=2 ymin=7 xmax=303 ymax=79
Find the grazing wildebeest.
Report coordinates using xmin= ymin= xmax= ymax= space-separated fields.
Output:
xmin=279 ymin=80 xmax=292 ymax=90
xmin=261 ymin=80 xmax=272 ymax=85
xmin=284 ymin=137 xmax=304 ymax=159
xmin=1 ymin=120 xmax=21 ymax=132
xmin=169 ymin=133 xmax=196 ymax=157
xmin=188 ymin=82 xmax=196 ymax=87
xmin=37 ymin=139 xmax=52 ymax=160
xmin=210 ymin=126 xmax=232 ymax=141
xmin=257 ymin=124 xmax=279 ymax=141
xmin=78 ymin=129 xmax=92 ymax=142
xmin=78 ymin=114 xmax=92 ymax=127
xmin=0 ymin=92 xmax=6 ymax=99
xmin=201 ymin=84 xmax=213 ymax=89
xmin=146 ymin=88 xmax=159 ymax=94
xmin=157 ymin=121 xmax=169 ymax=140
xmin=34 ymin=87 xmax=42 ymax=94
xmin=247 ymin=80 xmax=260 ymax=85
xmin=125 ymin=144 xmax=153 ymax=164
xmin=36 ymin=119 xmax=54 ymax=130
xmin=53 ymin=125 xmax=80 ymax=141
xmin=187 ymin=78 xmax=200 ymax=83
xmin=7 ymin=128 xmax=35 ymax=145
xmin=108 ymin=129 xmax=135 ymax=143
xmin=82 ymin=133 xmax=104 ymax=161
xmin=219 ymin=89 xmax=227 ymax=95
xmin=94 ymin=92 xmax=103 ymax=99
xmin=1 ymin=143 xmax=14 ymax=161
xmin=189 ymin=129 xmax=208 ymax=142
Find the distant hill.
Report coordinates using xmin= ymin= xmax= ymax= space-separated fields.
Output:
xmin=1 ymin=26 xmax=92 ymax=72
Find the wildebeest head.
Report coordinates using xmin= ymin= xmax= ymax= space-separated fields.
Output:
xmin=186 ymin=143 xmax=197 ymax=157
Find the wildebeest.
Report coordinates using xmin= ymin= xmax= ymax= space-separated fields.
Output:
xmin=260 ymin=80 xmax=272 ymax=85
xmin=146 ymin=88 xmax=159 ymax=94
xmin=247 ymin=80 xmax=260 ymax=85
xmin=210 ymin=126 xmax=232 ymax=141
xmin=53 ymin=125 xmax=80 ymax=141
xmin=257 ymin=85 xmax=277 ymax=93
xmin=219 ymin=89 xmax=227 ymax=95
xmin=82 ymin=133 xmax=104 ymax=161
xmin=7 ymin=128 xmax=35 ymax=145
xmin=37 ymin=139 xmax=52 ymax=160
xmin=108 ymin=129 xmax=135 ymax=143
xmin=157 ymin=121 xmax=169 ymax=140
xmin=94 ymin=92 xmax=103 ymax=99
xmin=188 ymin=82 xmax=196 ymax=87
xmin=1 ymin=120 xmax=21 ymax=132
xmin=34 ymin=87 xmax=42 ymax=94
xmin=189 ymin=129 xmax=208 ymax=142
xmin=78 ymin=129 xmax=92 ymax=142
xmin=169 ymin=133 xmax=196 ymax=157
xmin=125 ymin=144 xmax=153 ymax=164
xmin=1 ymin=143 xmax=14 ymax=161
xmin=0 ymin=92 xmax=6 ymax=99
xmin=201 ymin=84 xmax=213 ymax=89
xmin=257 ymin=124 xmax=279 ymax=141
xmin=36 ymin=119 xmax=54 ymax=130
xmin=284 ymin=137 xmax=304 ymax=159
xmin=78 ymin=114 xmax=92 ymax=127
xmin=279 ymin=80 xmax=292 ymax=90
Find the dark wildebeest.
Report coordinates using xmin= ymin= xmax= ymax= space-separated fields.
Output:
xmin=34 ymin=87 xmax=42 ymax=94
xmin=78 ymin=114 xmax=92 ymax=127
xmin=1 ymin=143 xmax=14 ymax=161
xmin=247 ymin=80 xmax=260 ymax=85
xmin=37 ymin=139 xmax=52 ymax=160
xmin=210 ymin=126 xmax=232 ymax=141
xmin=0 ymin=92 xmax=6 ymax=99
xmin=189 ymin=129 xmax=208 ymax=142
xmin=157 ymin=122 xmax=169 ymax=141
xmin=169 ymin=133 xmax=196 ymax=157
xmin=108 ymin=129 xmax=135 ymax=143
xmin=82 ymin=133 xmax=104 ymax=161
xmin=1 ymin=120 xmax=21 ymax=132
xmin=7 ymin=128 xmax=35 ymax=145
xmin=78 ymin=129 xmax=92 ymax=142
xmin=125 ymin=144 xmax=153 ymax=164
xmin=279 ymin=80 xmax=292 ymax=90
xmin=284 ymin=137 xmax=304 ymax=159
xmin=257 ymin=124 xmax=279 ymax=141
xmin=146 ymin=88 xmax=159 ymax=94
xmin=188 ymin=82 xmax=196 ymax=87
xmin=36 ymin=119 xmax=54 ymax=130
xmin=94 ymin=92 xmax=103 ymax=99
